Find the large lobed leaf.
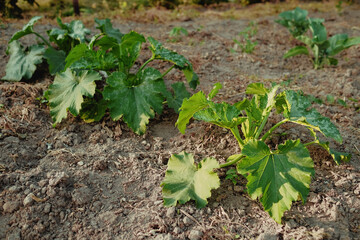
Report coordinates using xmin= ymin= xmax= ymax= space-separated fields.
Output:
xmin=95 ymin=18 xmax=123 ymax=43
xmin=194 ymin=102 xmax=245 ymax=129
xmin=43 ymin=47 xmax=66 ymax=75
xmin=281 ymin=90 xmax=343 ymax=143
xmin=47 ymin=69 xmax=101 ymax=125
xmin=163 ymin=82 xmax=191 ymax=114
xmin=148 ymin=37 xmax=199 ymax=89
xmin=161 ymin=152 xmax=220 ymax=208
xmin=237 ymin=139 xmax=314 ymax=223
xmin=116 ymin=31 xmax=146 ymax=72
xmin=176 ymin=91 xmax=209 ymax=134
xmin=102 ymin=68 xmax=166 ymax=135
xmin=8 ymin=16 xmax=42 ymax=45
xmin=275 ymin=7 xmax=309 ymax=37
xmin=2 ymin=41 xmax=45 ymax=82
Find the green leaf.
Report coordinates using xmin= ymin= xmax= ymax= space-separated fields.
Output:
xmin=8 ymin=16 xmax=42 ymax=44
xmin=43 ymin=47 xmax=66 ymax=75
xmin=283 ymin=46 xmax=309 ymax=59
xmin=95 ymin=18 xmax=123 ymax=43
xmin=47 ymin=69 xmax=101 ymax=125
xmin=176 ymin=91 xmax=209 ymax=134
xmin=317 ymin=141 xmax=351 ymax=165
xmin=208 ymin=82 xmax=222 ymax=100
xmin=148 ymin=37 xmax=199 ymax=89
xmin=102 ymin=68 xmax=166 ymax=135
xmin=194 ymin=102 xmax=245 ymax=129
xmin=309 ymin=19 xmax=327 ymax=43
xmin=65 ymin=43 xmax=88 ymax=69
xmin=237 ymin=139 xmax=314 ymax=223
xmin=276 ymin=7 xmax=309 ymax=37
xmin=79 ymin=98 xmax=108 ymax=123
xmin=246 ymin=83 xmax=269 ymax=95
xmin=67 ymin=20 xmax=91 ymax=43
xmin=283 ymin=90 xmax=343 ymax=143
xmin=164 ymin=82 xmax=191 ymax=114
xmin=2 ymin=41 xmax=45 ymax=82
xmin=116 ymin=31 xmax=146 ymax=72
xmin=161 ymin=152 xmax=220 ymax=208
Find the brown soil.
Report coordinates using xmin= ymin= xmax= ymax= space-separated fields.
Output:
xmin=0 ymin=3 xmax=360 ymax=240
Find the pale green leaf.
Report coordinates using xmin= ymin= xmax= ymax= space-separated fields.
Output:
xmin=8 ymin=16 xmax=42 ymax=44
xmin=237 ymin=139 xmax=314 ymax=223
xmin=283 ymin=46 xmax=309 ymax=59
xmin=2 ymin=41 xmax=45 ymax=82
xmin=246 ymin=83 xmax=269 ymax=95
xmin=47 ymin=69 xmax=101 ymax=125
xmin=208 ymin=82 xmax=222 ymax=100
xmin=176 ymin=91 xmax=209 ymax=134
xmin=161 ymin=152 xmax=220 ymax=208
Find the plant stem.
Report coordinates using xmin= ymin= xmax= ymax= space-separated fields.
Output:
xmin=161 ymin=65 xmax=175 ymax=78
xmin=139 ymin=57 xmax=154 ymax=72
xmin=34 ymin=32 xmax=51 ymax=47
xmin=230 ymin=127 xmax=244 ymax=150
xmin=261 ymin=118 xmax=290 ymax=142
xmin=219 ymin=154 xmax=245 ymax=168
xmin=304 ymin=141 xmax=317 ymax=146
xmin=254 ymin=111 xmax=271 ymax=139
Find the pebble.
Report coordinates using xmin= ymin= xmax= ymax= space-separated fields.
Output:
xmin=3 ymin=200 xmax=20 ymax=213
xmin=48 ymin=172 xmax=69 ymax=187
xmin=23 ymin=193 xmax=35 ymax=207
xmin=166 ymin=207 xmax=176 ymax=218
xmin=72 ymin=186 xmax=92 ymax=205
xmin=8 ymin=185 xmax=21 ymax=193
xmin=188 ymin=230 xmax=203 ymax=240
xmin=44 ymin=203 xmax=51 ymax=213
xmin=234 ymin=185 xmax=243 ymax=192
xmin=183 ymin=216 xmax=193 ymax=226
xmin=4 ymin=136 xmax=20 ymax=143
xmin=173 ymin=227 xmax=182 ymax=234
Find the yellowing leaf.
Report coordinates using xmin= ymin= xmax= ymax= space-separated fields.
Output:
xmin=237 ymin=139 xmax=314 ymax=223
xmin=48 ymin=69 xmax=101 ymax=125
xmin=161 ymin=152 xmax=220 ymax=208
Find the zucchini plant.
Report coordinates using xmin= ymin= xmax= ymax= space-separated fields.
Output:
xmin=161 ymin=82 xmax=350 ymax=223
xmin=46 ymin=19 xmax=198 ymax=135
xmin=277 ymin=7 xmax=360 ymax=69
xmin=2 ymin=16 xmax=91 ymax=81
xmin=284 ymin=18 xmax=360 ymax=69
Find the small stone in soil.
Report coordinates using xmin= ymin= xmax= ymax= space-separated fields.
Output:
xmin=166 ymin=207 xmax=176 ymax=218
xmin=183 ymin=216 xmax=193 ymax=226
xmin=23 ymin=193 xmax=35 ymax=207
xmin=188 ymin=229 xmax=203 ymax=240
xmin=72 ymin=186 xmax=92 ymax=205
xmin=3 ymin=200 xmax=20 ymax=213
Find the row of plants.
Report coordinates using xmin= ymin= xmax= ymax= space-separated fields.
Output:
xmin=2 ymin=16 xmax=198 ymax=134
xmin=277 ymin=7 xmax=360 ymax=69
xmin=1 ymin=8 xmax=354 ymax=224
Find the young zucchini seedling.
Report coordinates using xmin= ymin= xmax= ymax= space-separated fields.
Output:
xmin=161 ymin=82 xmax=350 ymax=223
xmin=277 ymin=7 xmax=360 ymax=69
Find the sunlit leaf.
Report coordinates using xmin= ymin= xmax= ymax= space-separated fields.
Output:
xmin=161 ymin=152 xmax=220 ymax=208
xmin=237 ymin=139 xmax=314 ymax=223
